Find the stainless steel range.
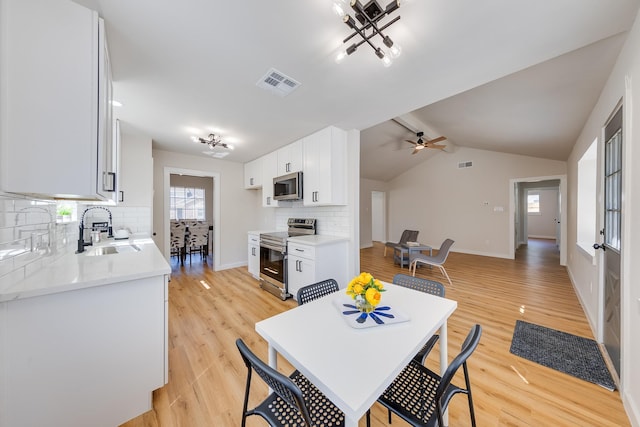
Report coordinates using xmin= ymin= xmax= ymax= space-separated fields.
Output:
xmin=259 ymin=218 xmax=316 ymax=300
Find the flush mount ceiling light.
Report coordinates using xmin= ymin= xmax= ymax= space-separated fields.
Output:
xmin=191 ymin=134 xmax=234 ymax=150
xmin=334 ymin=0 xmax=402 ymax=67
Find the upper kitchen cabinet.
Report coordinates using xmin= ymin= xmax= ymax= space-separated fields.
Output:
xmin=0 ymin=0 xmax=118 ymax=201
xmin=277 ymin=139 xmax=303 ymax=176
xmin=261 ymin=151 xmax=279 ymax=207
xmin=244 ymin=157 xmax=263 ymax=189
xmin=303 ymin=126 xmax=347 ymax=206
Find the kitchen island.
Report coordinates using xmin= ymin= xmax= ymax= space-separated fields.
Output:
xmin=0 ymin=237 xmax=170 ymax=427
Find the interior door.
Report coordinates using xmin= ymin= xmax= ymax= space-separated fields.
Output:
xmin=600 ymin=107 xmax=623 ymax=376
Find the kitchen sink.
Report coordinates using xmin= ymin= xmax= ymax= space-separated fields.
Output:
xmin=84 ymin=246 xmax=119 ymax=256
xmin=83 ymin=242 xmax=142 ymax=256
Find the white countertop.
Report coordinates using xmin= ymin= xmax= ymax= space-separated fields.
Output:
xmin=0 ymin=237 xmax=170 ymax=303
xmin=287 ymin=235 xmax=349 ymax=246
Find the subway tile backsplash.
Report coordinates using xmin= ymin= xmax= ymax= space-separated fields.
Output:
xmin=0 ymin=192 xmax=152 ymax=290
xmin=275 ymin=205 xmax=350 ymax=237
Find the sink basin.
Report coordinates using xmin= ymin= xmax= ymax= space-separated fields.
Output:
xmin=84 ymin=246 xmax=118 ymax=256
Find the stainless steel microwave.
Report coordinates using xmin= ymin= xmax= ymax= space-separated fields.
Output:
xmin=273 ymin=171 xmax=303 ymax=201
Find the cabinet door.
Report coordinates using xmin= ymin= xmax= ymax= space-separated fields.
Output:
xmin=288 ymin=255 xmax=316 ymax=301
xmin=303 ymin=126 xmax=347 ymax=206
xmin=244 ymin=158 xmax=263 ymax=189
xmin=96 ymin=22 xmax=117 ymax=201
xmin=248 ymin=243 xmax=260 ymax=278
xmin=261 ymin=152 xmax=279 ymax=207
xmin=277 ymin=139 xmax=303 ymax=175
xmin=0 ymin=1 xmax=116 ymax=201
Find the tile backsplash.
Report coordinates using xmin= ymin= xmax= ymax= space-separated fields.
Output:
xmin=0 ymin=192 xmax=152 ymax=290
xmin=275 ymin=205 xmax=349 ymax=236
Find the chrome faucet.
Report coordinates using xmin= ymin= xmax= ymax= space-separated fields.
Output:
xmin=77 ymin=206 xmax=113 ymax=253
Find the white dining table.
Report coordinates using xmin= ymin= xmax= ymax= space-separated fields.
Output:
xmin=255 ymin=282 xmax=457 ymax=427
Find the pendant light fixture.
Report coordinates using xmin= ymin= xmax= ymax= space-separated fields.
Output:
xmin=191 ymin=134 xmax=233 ymax=150
xmin=334 ymin=0 xmax=402 ymax=67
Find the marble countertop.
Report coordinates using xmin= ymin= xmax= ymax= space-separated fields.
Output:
xmin=287 ymin=235 xmax=349 ymax=246
xmin=0 ymin=237 xmax=170 ymax=303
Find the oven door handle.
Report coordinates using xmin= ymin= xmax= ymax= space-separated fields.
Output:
xmin=264 ymin=267 xmax=280 ymax=275
xmin=260 ymin=242 xmax=286 ymax=252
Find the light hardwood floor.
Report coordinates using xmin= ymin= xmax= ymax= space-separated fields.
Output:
xmin=121 ymin=239 xmax=629 ymax=426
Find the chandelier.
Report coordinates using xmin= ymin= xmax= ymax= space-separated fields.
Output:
xmin=192 ymin=134 xmax=233 ymax=150
xmin=333 ymin=0 xmax=402 ymax=67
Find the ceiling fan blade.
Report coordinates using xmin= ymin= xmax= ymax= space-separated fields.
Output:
xmin=405 ymin=139 xmax=418 ymax=146
xmin=411 ymin=147 xmax=420 ymax=155
xmin=427 ymin=136 xmax=447 ymax=144
xmin=426 ymin=143 xmax=446 ymax=150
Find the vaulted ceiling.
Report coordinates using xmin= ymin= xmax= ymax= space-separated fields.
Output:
xmin=77 ymin=0 xmax=639 ymax=181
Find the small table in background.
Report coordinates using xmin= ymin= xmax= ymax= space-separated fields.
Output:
xmin=394 ymin=243 xmax=432 ymax=269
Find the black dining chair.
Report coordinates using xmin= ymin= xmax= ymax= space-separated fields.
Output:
xmin=296 ymin=278 xmax=340 ymax=305
xmin=366 ymin=324 xmax=482 ymax=427
xmin=235 ymin=338 xmax=345 ymax=427
xmin=392 ymin=274 xmax=445 ymax=364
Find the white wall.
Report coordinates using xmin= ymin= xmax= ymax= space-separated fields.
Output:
xmin=387 ymin=147 xmax=566 ymax=258
xmin=566 ymin=8 xmax=640 ymax=425
xmin=152 ymin=149 xmax=259 ymax=270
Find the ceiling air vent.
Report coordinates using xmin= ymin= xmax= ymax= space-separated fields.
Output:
xmin=203 ymin=150 xmax=230 ymax=159
xmin=458 ymin=161 xmax=473 ymax=169
xmin=256 ymin=68 xmax=301 ymax=97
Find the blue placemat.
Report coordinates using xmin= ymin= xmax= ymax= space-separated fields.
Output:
xmin=333 ymin=297 xmax=410 ymax=329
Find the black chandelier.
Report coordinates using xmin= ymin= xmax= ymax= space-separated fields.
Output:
xmin=334 ymin=0 xmax=402 ymax=66
xmin=193 ymin=133 xmax=233 ymax=150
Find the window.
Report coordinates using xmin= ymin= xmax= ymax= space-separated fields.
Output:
xmin=577 ymin=138 xmax=598 ymax=255
xmin=170 ymin=186 xmax=205 ymax=220
xmin=527 ymin=193 xmax=540 ymax=214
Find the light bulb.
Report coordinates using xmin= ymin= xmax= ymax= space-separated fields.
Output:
xmin=381 ymin=55 xmax=393 ymax=67
xmin=389 ymin=43 xmax=402 ymax=58
xmin=191 ymin=136 xmax=199 ymax=143
xmin=335 ymin=49 xmax=348 ymax=64
xmin=332 ymin=1 xmax=345 ymax=16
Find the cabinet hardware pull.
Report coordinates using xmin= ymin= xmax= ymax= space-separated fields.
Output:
xmin=103 ymin=171 xmax=116 ymax=192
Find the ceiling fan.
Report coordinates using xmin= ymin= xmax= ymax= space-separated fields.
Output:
xmin=405 ymin=131 xmax=447 ymax=154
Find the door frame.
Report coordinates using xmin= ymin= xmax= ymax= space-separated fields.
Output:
xmin=163 ymin=167 xmax=221 ymax=270
xmin=508 ymin=174 xmax=567 ymax=265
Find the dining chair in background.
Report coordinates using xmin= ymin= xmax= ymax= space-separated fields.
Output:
xmin=366 ymin=324 xmax=482 ymax=427
xmin=384 ymin=229 xmax=419 ymax=257
xmin=297 ymin=278 xmax=340 ymax=305
xmin=185 ymin=220 xmax=209 ymax=264
xmin=169 ymin=220 xmax=186 ymax=265
xmin=409 ymin=238 xmax=455 ymax=286
xmin=392 ymin=274 xmax=445 ymax=364
xmin=235 ymin=338 xmax=345 ymax=427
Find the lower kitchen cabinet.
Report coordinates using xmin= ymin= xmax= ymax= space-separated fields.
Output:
xmin=0 ymin=274 xmax=168 ymax=427
xmin=248 ymin=232 xmax=260 ymax=279
xmin=287 ymin=237 xmax=348 ymax=302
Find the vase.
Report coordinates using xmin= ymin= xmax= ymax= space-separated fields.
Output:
xmin=354 ymin=295 xmax=375 ymax=313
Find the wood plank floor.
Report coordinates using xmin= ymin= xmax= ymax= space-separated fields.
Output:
xmin=121 ymin=239 xmax=629 ymax=426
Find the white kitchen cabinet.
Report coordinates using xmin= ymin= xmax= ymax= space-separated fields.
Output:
xmin=244 ymin=157 xmax=263 ymax=189
xmin=0 ymin=273 xmax=168 ymax=427
xmin=287 ymin=238 xmax=349 ymax=301
xmin=303 ymin=126 xmax=348 ymax=206
xmin=277 ymin=138 xmax=303 ymax=176
xmin=0 ymin=0 xmax=118 ymax=201
xmin=117 ymin=128 xmax=154 ymax=207
xmin=248 ymin=232 xmax=260 ymax=278
xmin=261 ymin=151 xmax=280 ymax=207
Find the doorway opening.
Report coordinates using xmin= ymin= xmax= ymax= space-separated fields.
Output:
xmin=509 ymin=175 xmax=567 ymax=265
xmin=163 ymin=167 xmax=221 ymax=270
xmin=371 ymin=191 xmax=386 ymax=243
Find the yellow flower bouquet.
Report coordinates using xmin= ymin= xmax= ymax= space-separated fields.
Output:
xmin=346 ymin=272 xmax=385 ymax=313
